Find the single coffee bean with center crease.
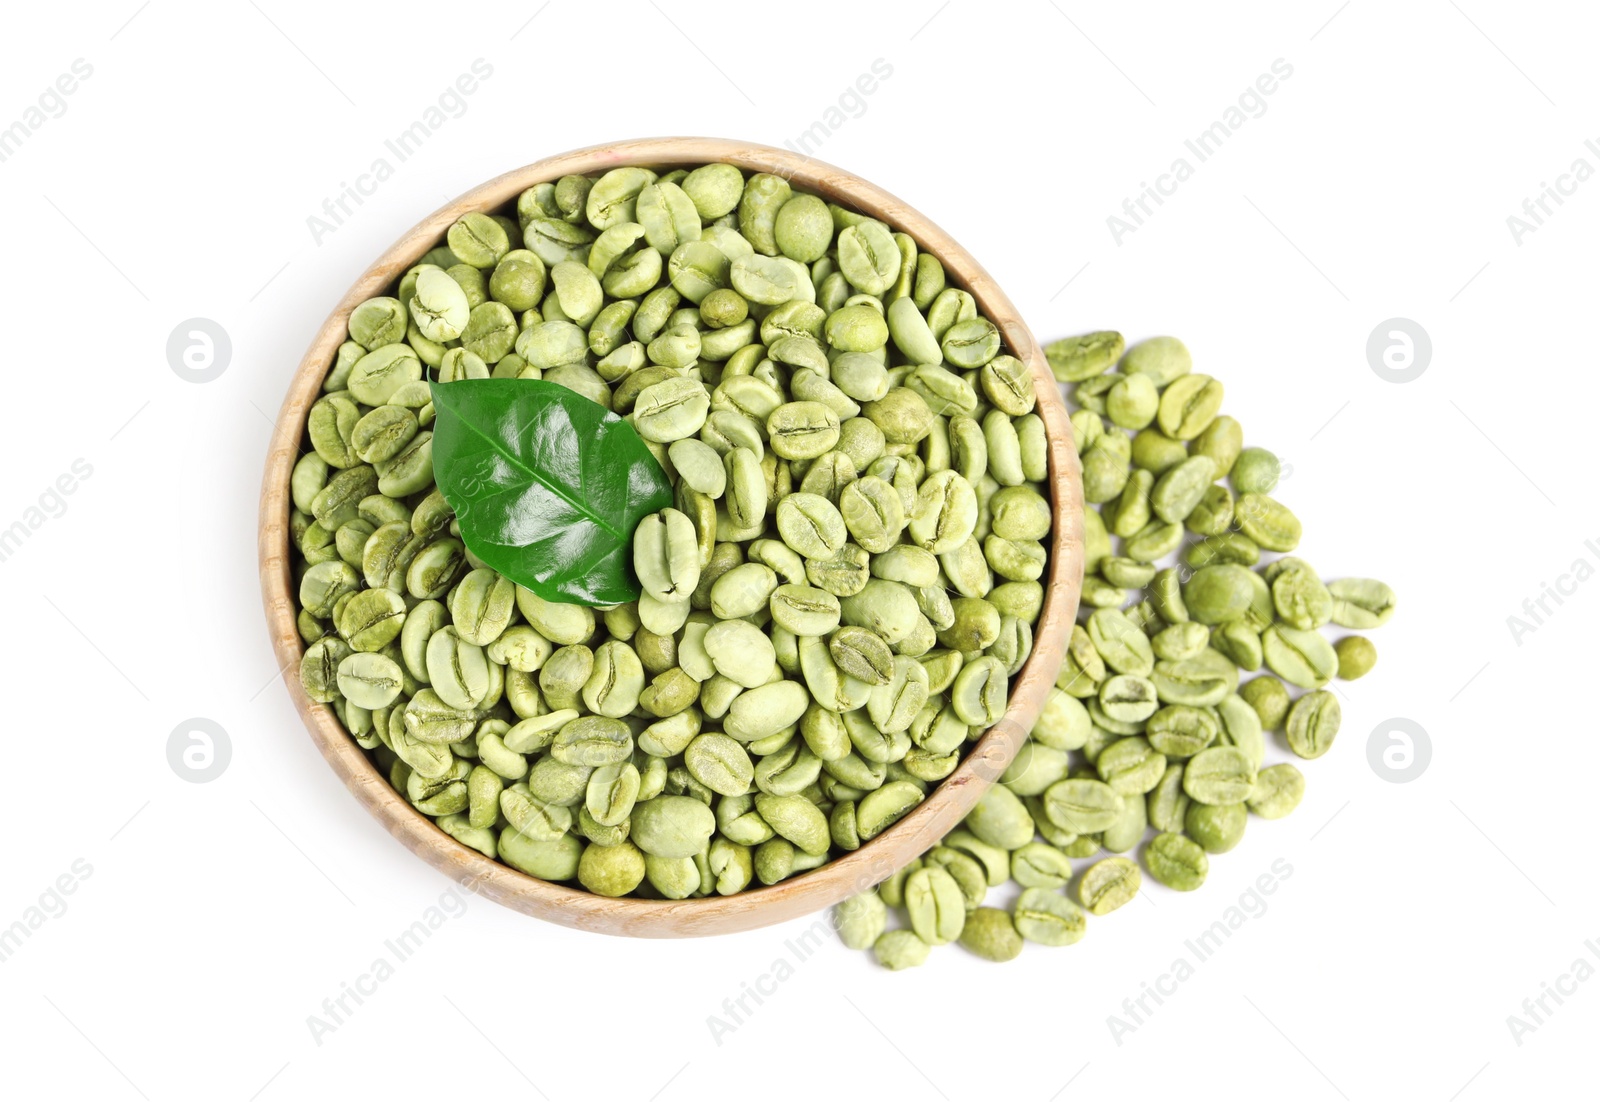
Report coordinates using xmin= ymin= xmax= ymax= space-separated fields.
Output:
xmin=1285 ymin=690 xmax=1341 ymax=759
xmin=1087 ymin=608 xmax=1154 ymax=676
xmin=1327 ymin=577 xmax=1396 ymax=628
xmin=684 ymin=733 xmax=754 ymax=797
xmin=905 ymin=865 xmax=967 ymax=945
xmin=338 ymin=587 xmax=406 ymax=652
xmin=769 ymin=584 xmax=841 ymax=637
xmin=1096 ymin=737 xmax=1167 ymax=795
xmin=1079 ymin=856 xmax=1142 ymax=915
xmin=1183 ymin=746 xmax=1257 ymax=805
xmin=828 ymin=625 xmax=894 ymax=684
xmin=1042 ymin=778 xmax=1124 ymax=834
xmin=1012 ymin=888 xmax=1087 ymax=946
xmin=1009 ymin=842 xmax=1075 ymax=890
xmin=1144 ymin=831 xmax=1208 ymax=890
xmin=551 ymin=716 xmax=634 ymax=767
xmin=1047 ymin=330 xmax=1126 ymax=382
xmin=336 ymin=652 xmax=404 ymax=709
xmin=1261 ymin=624 xmax=1337 ymax=688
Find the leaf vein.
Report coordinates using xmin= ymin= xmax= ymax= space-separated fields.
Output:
xmin=451 ymin=409 xmax=625 ymax=541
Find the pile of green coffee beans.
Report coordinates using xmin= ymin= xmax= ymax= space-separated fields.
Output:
xmin=290 ymin=163 xmax=1056 ymax=899
xmin=835 ymin=332 xmax=1395 ymax=968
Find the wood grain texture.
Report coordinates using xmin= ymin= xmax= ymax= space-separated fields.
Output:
xmin=259 ymin=137 xmax=1085 ymax=937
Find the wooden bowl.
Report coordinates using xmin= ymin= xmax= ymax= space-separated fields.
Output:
xmin=259 ymin=137 xmax=1084 ymax=937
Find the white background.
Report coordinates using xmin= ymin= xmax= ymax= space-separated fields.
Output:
xmin=2 ymin=1 xmax=1593 ymax=1099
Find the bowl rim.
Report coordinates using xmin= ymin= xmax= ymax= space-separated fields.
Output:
xmin=258 ymin=136 xmax=1084 ymax=937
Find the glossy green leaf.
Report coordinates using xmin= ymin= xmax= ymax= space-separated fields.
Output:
xmin=429 ymin=379 xmax=672 ymax=605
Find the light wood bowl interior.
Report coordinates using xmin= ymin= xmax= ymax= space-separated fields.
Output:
xmin=258 ymin=137 xmax=1084 ymax=937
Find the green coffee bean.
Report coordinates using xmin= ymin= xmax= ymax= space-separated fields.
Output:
xmin=1261 ymin=624 xmax=1337 ymax=688
xmin=1144 ymin=831 xmax=1208 ymax=891
xmin=1240 ymin=676 xmax=1290 ymax=731
xmin=857 ymin=780 xmax=924 ymax=839
xmin=1285 ymin=690 xmax=1341 ymax=759
xmin=1271 ymin=563 xmax=1333 ymax=631
xmin=951 ymin=656 xmax=1008 ymax=726
xmin=1334 ymin=635 xmax=1377 ymax=680
xmin=959 ymin=907 xmax=1023 ymax=962
xmin=873 ymin=929 xmax=932 ymax=970
xmin=965 ymin=782 xmax=1035 ymax=849
xmin=336 ymin=652 xmax=404 ymax=709
xmin=684 ymin=733 xmax=755 ymax=797
xmin=835 ymin=891 xmax=889 ymax=950
xmin=1145 ymin=704 xmax=1218 ymax=759
xmin=1183 ymin=564 xmax=1256 ymax=625
xmin=1096 ymin=737 xmax=1167 ymax=795
xmin=1087 ymin=608 xmax=1154 ymax=676
xmin=1010 ymin=842 xmax=1075 ymax=890
xmin=1079 ymin=856 xmax=1141 ymax=915
xmin=1156 ymin=374 xmax=1223 ymax=440
xmin=905 ymin=865 xmax=967 ymax=945
xmin=1184 ymin=801 xmax=1246 ymax=853
xmin=1183 ymin=746 xmax=1257 ymax=805
xmin=628 ymin=796 xmax=716 ymax=858
xmin=1327 ymin=578 xmax=1397 ymax=628
xmin=1047 ymin=330 xmax=1125 ymax=381
xmin=1012 ymin=888 xmax=1087 ymax=946
xmin=1147 ymin=764 xmax=1190 ymax=834
xmin=1042 ymin=778 xmax=1123 ymax=834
